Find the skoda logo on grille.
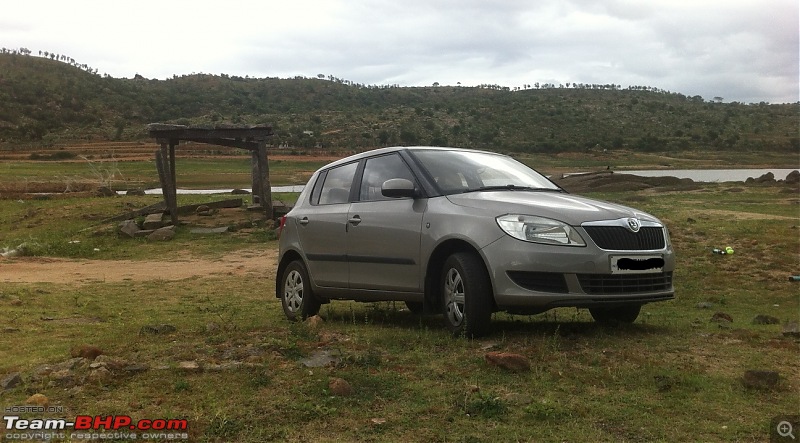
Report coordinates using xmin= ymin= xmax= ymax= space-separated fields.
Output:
xmin=627 ymin=218 xmax=641 ymax=233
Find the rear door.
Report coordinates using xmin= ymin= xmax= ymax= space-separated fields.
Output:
xmin=347 ymin=153 xmax=425 ymax=292
xmin=296 ymin=161 xmax=358 ymax=288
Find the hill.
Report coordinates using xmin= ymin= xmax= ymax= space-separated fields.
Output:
xmin=0 ymin=52 xmax=797 ymax=154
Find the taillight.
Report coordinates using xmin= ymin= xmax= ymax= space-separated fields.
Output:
xmin=277 ymin=215 xmax=287 ymax=239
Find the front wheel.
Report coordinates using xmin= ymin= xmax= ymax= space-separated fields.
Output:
xmin=280 ymin=260 xmax=321 ymax=321
xmin=441 ymin=252 xmax=493 ymax=338
xmin=589 ymin=305 xmax=641 ymax=324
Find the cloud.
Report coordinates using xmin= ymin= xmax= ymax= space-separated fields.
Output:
xmin=0 ymin=0 xmax=797 ymax=102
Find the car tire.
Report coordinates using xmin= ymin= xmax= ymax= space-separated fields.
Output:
xmin=441 ymin=252 xmax=493 ymax=338
xmin=589 ymin=305 xmax=641 ymax=324
xmin=280 ymin=260 xmax=321 ymax=321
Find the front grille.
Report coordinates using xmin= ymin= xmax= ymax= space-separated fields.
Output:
xmin=578 ymin=272 xmax=673 ymax=295
xmin=583 ymin=226 xmax=665 ymax=250
xmin=507 ymin=271 xmax=569 ymax=293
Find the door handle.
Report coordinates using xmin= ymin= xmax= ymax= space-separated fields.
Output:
xmin=348 ymin=215 xmax=361 ymax=226
xmin=299 ymin=217 xmax=309 ymax=225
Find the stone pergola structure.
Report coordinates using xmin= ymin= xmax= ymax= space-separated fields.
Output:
xmin=147 ymin=124 xmax=275 ymax=224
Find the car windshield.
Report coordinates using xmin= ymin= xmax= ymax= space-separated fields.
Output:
xmin=411 ymin=149 xmax=560 ymax=195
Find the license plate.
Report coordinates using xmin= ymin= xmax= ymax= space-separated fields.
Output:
xmin=610 ymin=255 xmax=664 ymax=274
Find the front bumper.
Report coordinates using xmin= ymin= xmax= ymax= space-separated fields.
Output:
xmin=481 ymin=234 xmax=675 ymax=311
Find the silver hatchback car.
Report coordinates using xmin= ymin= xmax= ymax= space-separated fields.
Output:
xmin=277 ymin=147 xmax=675 ymax=337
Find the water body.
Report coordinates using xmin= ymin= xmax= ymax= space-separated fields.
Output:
xmin=621 ymin=168 xmax=798 ymax=183
xmin=124 ymin=169 xmax=797 ymax=195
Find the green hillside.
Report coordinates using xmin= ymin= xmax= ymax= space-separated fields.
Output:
xmin=0 ymin=52 xmax=797 ymax=153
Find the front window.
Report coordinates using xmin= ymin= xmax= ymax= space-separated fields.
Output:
xmin=411 ymin=150 xmax=559 ymax=195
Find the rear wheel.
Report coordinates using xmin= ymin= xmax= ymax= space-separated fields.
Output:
xmin=589 ymin=305 xmax=641 ymax=324
xmin=441 ymin=252 xmax=493 ymax=337
xmin=280 ymin=260 xmax=320 ymax=321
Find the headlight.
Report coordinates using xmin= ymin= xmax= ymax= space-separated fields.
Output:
xmin=496 ymin=214 xmax=585 ymax=246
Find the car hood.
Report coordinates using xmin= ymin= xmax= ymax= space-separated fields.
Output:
xmin=446 ymin=191 xmax=660 ymax=225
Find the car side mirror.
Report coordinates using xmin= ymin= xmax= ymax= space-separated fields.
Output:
xmin=381 ymin=178 xmax=418 ymax=199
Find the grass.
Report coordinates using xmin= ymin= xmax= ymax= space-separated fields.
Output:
xmin=0 ymin=161 xmax=798 ymax=441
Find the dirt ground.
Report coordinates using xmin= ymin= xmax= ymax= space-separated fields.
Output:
xmin=0 ymin=248 xmax=278 ymax=285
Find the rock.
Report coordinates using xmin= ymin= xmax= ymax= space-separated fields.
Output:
xmin=485 ymin=352 xmax=531 ymax=373
xmin=783 ymin=321 xmax=800 ymax=338
xmin=70 ymin=344 xmax=103 ymax=360
xmin=231 ymin=189 xmax=250 ymax=195
xmin=147 ymin=225 xmax=176 ymax=241
xmin=300 ymin=349 xmax=341 ymax=368
xmin=305 ymin=315 xmax=324 ymax=329
xmin=139 ymin=324 xmax=177 ymax=335
xmin=1 ymin=372 xmax=22 ymax=390
xmin=742 ymin=370 xmax=779 ymax=390
xmin=25 ymin=394 xmax=49 ymax=406
xmin=96 ymin=186 xmax=116 ymax=197
xmin=9 ymin=298 xmax=22 ymax=306
xmin=195 ymin=205 xmax=211 ymax=214
xmin=126 ymin=189 xmax=146 ymax=196
xmin=205 ymin=322 xmax=220 ymax=333
xmin=752 ymin=315 xmax=780 ymax=325
xmin=710 ymin=312 xmax=733 ymax=323
xmin=142 ymin=213 xmax=164 ymax=230
xmin=190 ymin=227 xmax=229 ymax=234
xmin=87 ymin=367 xmax=111 ymax=384
xmin=48 ymin=369 xmax=75 ymax=387
xmin=754 ymin=172 xmax=775 ymax=184
xmin=654 ymin=375 xmax=673 ymax=392
xmin=695 ymin=302 xmax=715 ymax=309
xmin=3 ymin=327 xmax=20 ymax=333
xmin=118 ymin=219 xmax=140 ymax=238
xmin=785 ymin=170 xmax=800 ymax=184
xmin=178 ymin=361 xmax=201 ymax=372
xmin=329 ymin=377 xmax=353 ymax=396
xmin=122 ymin=364 xmax=149 ymax=374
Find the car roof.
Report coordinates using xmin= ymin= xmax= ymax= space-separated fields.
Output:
xmin=317 ymin=146 xmax=500 ymax=171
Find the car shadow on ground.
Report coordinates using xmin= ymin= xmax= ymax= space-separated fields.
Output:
xmin=315 ymin=302 xmax=670 ymax=339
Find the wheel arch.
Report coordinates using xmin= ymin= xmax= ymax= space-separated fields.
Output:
xmin=423 ymin=238 xmax=496 ymax=312
xmin=276 ymin=249 xmax=305 ymax=299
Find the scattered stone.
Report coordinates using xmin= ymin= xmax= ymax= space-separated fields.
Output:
xmin=783 ymin=321 xmax=800 ymax=338
xmin=205 ymin=322 xmax=220 ymax=333
xmin=710 ymin=312 xmax=733 ymax=323
xmin=139 ymin=324 xmax=177 ymax=335
xmin=305 ymin=315 xmax=324 ymax=329
xmin=48 ymin=369 xmax=75 ymax=387
xmin=742 ymin=370 xmax=779 ymax=390
xmin=190 ymin=227 xmax=229 ymax=234
xmin=195 ymin=205 xmax=210 ymax=213
xmin=752 ymin=315 xmax=780 ymax=325
xmin=70 ymin=345 xmax=103 ymax=360
xmin=147 ymin=225 xmax=176 ymax=242
xmin=1 ymin=372 xmax=22 ymax=390
xmin=785 ymin=170 xmax=800 ymax=184
xmin=300 ymin=349 xmax=341 ymax=368
xmin=87 ymin=367 xmax=112 ymax=384
xmin=119 ymin=220 xmax=140 ymax=238
xmin=142 ymin=213 xmax=165 ymax=230
xmin=96 ymin=186 xmax=116 ymax=197
xmin=329 ymin=377 xmax=353 ymax=396
xmin=178 ymin=361 xmax=201 ymax=372
xmin=695 ymin=302 xmax=715 ymax=309
xmin=122 ymin=364 xmax=149 ymax=374
xmin=126 ymin=189 xmax=146 ymax=196
xmin=371 ymin=418 xmax=387 ymax=425
xmin=231 ymin=189 xmax=250 ymax=195
xmin=9 ymin=298 xmax=22 ymax=306
xmin=654 ymin=375 xmax=674 ymax=392
xmin=484 ymin=352 xmax=531 ymax=373
xmin=3 ymin=327 xmax=20 ymax=333
xmin=686 ymin=217 xmax=696 ymax=224
xmin=25 ymin=394 xmax=49 ymax=406
xmin=89 ymin=362 xmax=106 ymax=369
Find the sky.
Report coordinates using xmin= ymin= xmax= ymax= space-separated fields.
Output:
xmin=1 ymin=0 xmax=798 ymax=103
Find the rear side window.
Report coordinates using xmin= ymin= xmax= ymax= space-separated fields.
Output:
xmin=359 ymin=154 xmax=416 ymax=201
xmin=317 ymin=162 xmax=358 ymax=205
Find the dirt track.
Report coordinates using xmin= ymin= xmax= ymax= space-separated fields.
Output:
xmin=0 ymin=249 xmax=277 ymax=285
